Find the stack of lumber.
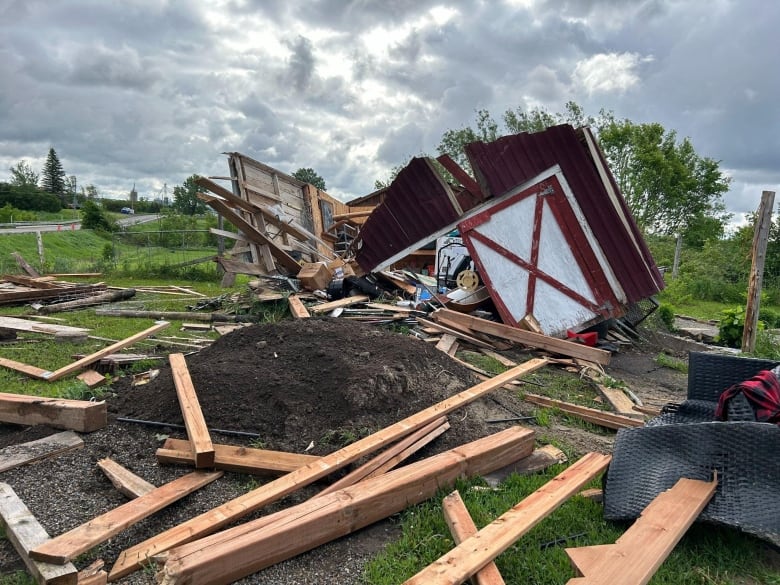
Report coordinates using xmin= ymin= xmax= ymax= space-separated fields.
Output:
xmin=0 ymin=275 xmax=108 ymax=307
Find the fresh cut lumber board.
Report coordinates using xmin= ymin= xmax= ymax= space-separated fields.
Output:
xmin=156 ymin=426 xmax=535 ymax=585
xmin=30 ymin=471 xmax=222 ymax=565
xmin=156 ymin=439 xmax=319 ymax=475
xmin=0 ymin=393 xmax=107 ymax=432
xmin=0 ymin=431 xmax=83 ymax=473
xmin=287 ymin=295 xmax=310 ymax=319
xmin=0 ymin=482 xmax=78 ymax=585
xmin=523 ymin=393 xmax=645 ymax=430
xmin=403 ymin=452 xmax=612 ymax=584
xmin=442 ymin=490 xmax=506 ymax=585
xmin=432 ymin=308 xmax=611 ymax=365
xmin=169 ymin=353 xmax=214 ymax=468
xmin=566 ymin=477 xmax=717 ymax=584
xmin=109 ymin=357 xmax=549 ymax=580
xmin=97 ymin=459 xmax=156 ymax=499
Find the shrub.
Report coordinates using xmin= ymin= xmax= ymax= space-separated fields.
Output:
xmin=717 ymin=306 xmax=766 ymax=348
xmin=656 ymin=303 xmax=676 ymax=331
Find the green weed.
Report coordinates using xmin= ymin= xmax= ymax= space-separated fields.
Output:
xmin=655 ymin=353 xmax=689 ymax=373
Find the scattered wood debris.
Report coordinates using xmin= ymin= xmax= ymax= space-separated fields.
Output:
xmin=0 ymin=393 xmax=106 ymax=432
xmin=0 ymin=431 xmax=83 ymax=473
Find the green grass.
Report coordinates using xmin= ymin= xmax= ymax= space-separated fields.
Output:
xmin=363 ymin=466 xmax=779 ymax=585
xmin=655 ymin=352 xmax=689 ymax=373
xmin=457 ymin=350 xmax=508 ymax=375
xmin=0 ymin=572 xmax=36 ymax=585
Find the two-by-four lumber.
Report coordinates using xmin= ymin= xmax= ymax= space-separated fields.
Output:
xmin=318 ymin=416 xmax=450 ymax=496
xmin=287 ymin=295 xmax=310 ymax=319
xmin=156 ymin=439 xmax=319 ymax=475
xmin=442 ymin=491 xmax=506 ymax=585
xmin=30 ymin=471 xmax=222 ymax=565
xmin=432 ymin=308 xmax=611 ymax=365
xmin=11 ymin=251 xmax=41 ymax=277
xmin=308 ymin=295 xmax=370 ymax=314
xmin=417 ymin=317 xmax=495 ymax=349
xmin=403 ymin=452 xmax=612 ymax=585
xmin=0 ymin=393 xmax=107 ymax=432
xmin=76 ymin=560 xmax=107 ymax=585
xmin=156 ymin=427 xmax=536 ymax=585
xmin=435 ymin=333 xmax=459 ymax=355
xmin=45 ymin=321 xmax=170 ymax=382
xmin=0 ymin=482 xmax=78 ymax=585
xmin=109 ymin=357 xmax=549 ymax=580
xmin=0 ymin=431 xmax=83 ymax=473
xmin=97 ymin=459 xmax=156 ymax=499
xmin=482 ymin=444 xmax=567 ymax=488
xmin=169 ymin=353 xmax=214 ymax=468
xmin=523 ymin=394 xmax=645 ymax=430
xmin=566 ymin=477 xmax=717 ymax=585
xmin=594 ymin=384 xmax=643 ymax=418
xmin=198 ymin=193 xmax=301 ymax=273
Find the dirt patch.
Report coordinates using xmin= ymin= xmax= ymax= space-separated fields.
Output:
xmin=0 ymin=319 xmax=693 ymax=583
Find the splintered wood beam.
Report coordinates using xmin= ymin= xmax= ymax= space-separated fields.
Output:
xmin=30 ymin=471 xmax=222 ymax=565
xmin=416 ymin=318 xmax=495 ymax=349
xmin=109 ymin=358 xmax=549 ymax=580
xmin=169 ymin=354 xmax=214 ymax=468
xmin=318 ymin=416 xmax=449 ymax=496
xmin=566 ymin=477 xmax=717 ymax=585
xmin=198 ymin=193 xmax=301 ymax=273
xmin=76 ymin=560 xmax=107 ymax=585
xmin=156 ymin=439 xmax=319 ymax=475
xmin=0 ymin=393 xmax=107 ymax=432
xmin=403 ymin=452 xmax=611 ymax=585
xmin=442 ymin=491 xmax=506 ymax=585
xmin=97 ymin=459 xmax=156 ymax=499
xmin=308 ymin=295 xmax=370 ymax=314
xmin=523 ymin=394 xmax=645 ymax=430
xmin=156 ymin=427 xmax=535 ymax=585
xmin=0 ymin=431 xmax=83 ymax=473
xmin=0 ymin=482 xmax=78 ymax=585
xmin=287 ymin=295 xmax=310 ymax=319
xmin=431 ymin=308 xmax=610 ymax=365
xmin=45 ymin=321 xmax=170 ymax=382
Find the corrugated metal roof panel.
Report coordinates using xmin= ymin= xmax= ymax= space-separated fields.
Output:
xmin=465 ymin=124 xmax=663 ymax=303
xmin=356 ymin=157 xmax=461 ymax=271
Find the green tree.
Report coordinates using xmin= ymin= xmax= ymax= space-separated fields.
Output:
xmin=9 ymin=161 xmax=39 ymax=189
xmin=80 ymin=199 xmax=116 ymax=232
xmin=292 ymin=167 xmax=327 ymax=191
xmin=436 ymin=103 xmax=730 ymax=242
xmin=40 ymin=148 xmax=67 ymax=202
xmin=172 ymin=175 xmax=206 ymax=215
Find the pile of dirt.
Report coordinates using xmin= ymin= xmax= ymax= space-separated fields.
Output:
xmin=110 ymin=318 xmax=491 ymax=455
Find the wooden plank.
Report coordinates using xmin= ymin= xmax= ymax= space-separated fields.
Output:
xmin=109 ymin=357 xmax=549 ymax=580
xmin=318 ymin=417 xmax=450 ymax=496
xmin=482 ymin=444 xmax=567 ymax=487
xmin=434 ymin=333 xmax=458 ymax=355
xmin=156 ymin=439 xmax=319 ymax=475
xmin=442 ymin=490 xmax=506 ymax=585
xmin=308 ymin=295 xmax=370 ymax=314
xmin=432 ymin=308 xmax=611 ymax=365
xmin=566 ymin=477 xmax=717 ymax=585
xmin=0 ymin=482 xmax=78 ymax=585
xmin=43 ymin=321 xmax=170 ymax=382
xmin=0 ymin=284 xmax=107 ymax=305
xmin=198 ymin=194 xmax=301 ymax=273
xmin=0 ymin=317 xmax=88 ymax=335
xmin=403 ymin=452 xmax=612 ymax=584
xmin=76 ymin=370 xmax=106 ymax=389
xmin=0 ymin=357 xmax=52 ymax=379
xmin=169 ymin=354 xmax=215 ymax=469
xmin=156 ymin=427 xmax=535 ymax=585
xmin=594 ymin=384 xmax=643 ymax=418
xmin=0 ymin=431 xmax=83 ymax=473
xmin=0 ymin=393 xmax=106 ymax=432
xmin=523 ymin=394 xmax=645 ymax=430
xmin=287 ymin=295 xmax=310 ymax=319
xmin=11 ymin=252 xmax=41 ymax=277
xmin=76 ymin=560 xmax=107 ymax=585
xmin=479 ymin=348 xmax=518 ymax=367
xmin=97 ymin=458 xmax=156 ymax=499
xmin=30 ymin=471 xmax=222 ymax=565
xmin=417 ymin=317 xmax=495 ymax=349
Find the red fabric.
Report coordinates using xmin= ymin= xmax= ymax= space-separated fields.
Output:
xmin=715 ymin=370 xmax=780 ymax=424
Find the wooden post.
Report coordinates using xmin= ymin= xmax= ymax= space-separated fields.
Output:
xmin=742 ymin=190 xmax=775 ymax=352
xmin=671 ymin=233 xmax=682 ymax=280
xmin=37 ymin=231 xmax=45 ymax=266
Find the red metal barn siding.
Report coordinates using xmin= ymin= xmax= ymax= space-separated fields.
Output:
xmin=356 ymin=157 xmax=462 ymax=272
xmin=465 ymin=124 xmax=664 ymax=303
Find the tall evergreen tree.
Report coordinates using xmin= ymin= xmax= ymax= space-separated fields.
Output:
xmin=40 ymin=148 xmax=66 ymax=201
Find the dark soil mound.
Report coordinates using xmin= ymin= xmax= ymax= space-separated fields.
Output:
xmin=110 ymin=318 xmax=486 ymax=455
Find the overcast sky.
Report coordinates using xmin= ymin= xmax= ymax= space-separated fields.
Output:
xmin=0 ymin=0 xmax=777 ymax=226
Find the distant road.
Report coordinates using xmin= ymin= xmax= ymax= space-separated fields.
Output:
xmin=0 ymin=214 xmax=159 ymax=235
